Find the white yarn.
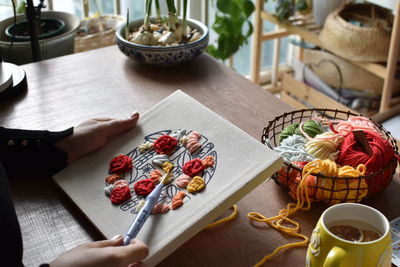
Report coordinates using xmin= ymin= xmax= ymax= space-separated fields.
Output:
xmin=274 ymin=134 xmax=315 ymax=162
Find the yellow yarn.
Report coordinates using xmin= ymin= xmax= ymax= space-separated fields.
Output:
xmin=162 ymin=161 xmax=174 ymax=173
xmin=204 ymin=205 xmax=239 ymax=230
xmin=187 ymin=176 xmax=205 ymax=193
xmin=247 ymin=159 xmax=368 ymax=266
xmin=305 ymin=159 xmax=368 ymax=205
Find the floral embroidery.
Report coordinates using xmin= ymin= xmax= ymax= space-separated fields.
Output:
xmin=109 ymin=154 xmax=132 ymax=174
xmin=153 ymin=135 xmax=178 ymax=155
xmin=183 ymin=158 xmax=204 ymax=176
xmin=110 ymin=185 xmax=132 ymax=204
xmin=105 ymin=174 xmax=122 ymax=184
xmin=134 ymin=178 xmax=155 ymax=197
xmin=187 ymin=176 xmax=205 ymax=193
xmin=171 ymin=191 xmax=186 ymax=210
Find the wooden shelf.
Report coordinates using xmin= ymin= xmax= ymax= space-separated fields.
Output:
xmin=250 ymin=0 xmax=400 ymax=114
xmin=260 ymin=10 xmax=388 ymax=80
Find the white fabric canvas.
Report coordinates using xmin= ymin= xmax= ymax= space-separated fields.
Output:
xmin=54 ymin=90 xmax=283 ymax=266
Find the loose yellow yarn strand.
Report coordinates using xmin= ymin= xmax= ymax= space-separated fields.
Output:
xmin=204 ymin=204 xmax=239 ymax=230
xmin=247 ymin=159 xmax=367 ymax=267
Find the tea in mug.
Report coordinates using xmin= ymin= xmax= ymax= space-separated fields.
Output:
xmin=328 ymin=220 xmax=382 ymax=242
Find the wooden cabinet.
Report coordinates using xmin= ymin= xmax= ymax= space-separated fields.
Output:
xmin=250 ymin=0 xmax=400 ymax=115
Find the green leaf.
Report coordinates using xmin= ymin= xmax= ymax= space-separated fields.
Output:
xmin=244 ymin=20 xmax=253 ymax=39
xmin=242 ymin=0 xmax=255 ymax=18
xmin=208 ymin=0 xmax=256 ymax=60
xmin=216 ymin=0 xmax=231 ymax=13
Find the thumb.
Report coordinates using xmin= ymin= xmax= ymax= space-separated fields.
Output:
xmin=88 ymin=236 xmax=123 ymax=248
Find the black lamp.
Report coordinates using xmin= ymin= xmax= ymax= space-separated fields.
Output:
xmin=0 ymin=0 xmax=45 ymax=101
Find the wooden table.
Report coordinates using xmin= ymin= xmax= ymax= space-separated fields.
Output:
xmin=2 ymin=46 xmax=399 ymax=267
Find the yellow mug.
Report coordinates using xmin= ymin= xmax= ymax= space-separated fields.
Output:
xmin=306 ymin=203 xmax=392 ymax=267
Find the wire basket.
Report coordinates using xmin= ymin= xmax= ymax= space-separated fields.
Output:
xmin=262 ymin=108 xmax=399 ymax=205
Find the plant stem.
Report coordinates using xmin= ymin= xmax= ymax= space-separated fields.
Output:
xmin=182 ymin=0 xmax=187 ymax=37
xmin=144 ymin=0 xmax=153 ymax=30
xmin=166 ymin=0 xmax=177 ymax=30
xmin=125 ymin=8 xmax=129 ymax=39
xmin=155 ymin=0 xmax=161 ymax=22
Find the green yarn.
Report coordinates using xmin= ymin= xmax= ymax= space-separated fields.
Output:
xmin=279 ymin=122 xmax=299 ymax=143
xmin=297 ymin=120 xmax=324 ymax=138
xmin=279 ymin=120 xmax=324 ymax=143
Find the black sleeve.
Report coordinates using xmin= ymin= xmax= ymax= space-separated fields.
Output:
xmin=0 ymin=127 xmax=74 ymax=176
xmin=0 ymin=162 xmax=24 ymax=267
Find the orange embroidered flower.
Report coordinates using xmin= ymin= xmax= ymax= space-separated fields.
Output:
xmin=149 ymin=169 xmax=163 ymax=183
xmin=105 ymin=174 xmax=122 ymax=184
xmin=154 ymin=135 xmax=178 ymax=155
xmin=202 ymin=156 xmax=215 ymax=168
xmin=171 ymin=191 xmax=186 ymax=210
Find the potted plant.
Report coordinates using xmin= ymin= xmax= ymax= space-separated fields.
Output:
xmin=116 ymin=0 xmax=209 ymax=65
xmin=0 ymin=0 xmax=80 ymax=65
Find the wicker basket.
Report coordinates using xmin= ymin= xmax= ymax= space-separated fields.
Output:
xmin=319 ymin=3 xmax=393 ymax=62
xmin=75 ymin=15 xmax=124 ymax=53
xmin=262 ymin=109 xmax=399 ymax=205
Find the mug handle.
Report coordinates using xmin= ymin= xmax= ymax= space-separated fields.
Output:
xmin=323 ymin=247 xmax=346 ymax=267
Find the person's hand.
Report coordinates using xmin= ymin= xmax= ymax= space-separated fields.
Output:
xmin=50 ymin=236 xmax=148 ymax=267
xmin=55 ymin=112 xmax=140 ymax=164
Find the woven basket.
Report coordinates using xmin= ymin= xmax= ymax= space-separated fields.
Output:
xmin=75 ymin=15 xmax=124 ymax=53
xmin=319 ymin=3 xmax=393 ymax=62
xmin=303 ymin=49 xmax=393 ymax=94
xmin=262 ymin=109 xmax=399 ymax=205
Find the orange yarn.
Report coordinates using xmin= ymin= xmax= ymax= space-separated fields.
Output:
xmin=202 ymin=156 xmax=215 ymax=168
xmin=105 ymin=174 xmax=122 ymax=184
xmin=171 ymin=191 xmax=186 ymax=210
xmin=149 ymin=169 xmax=163 ymax=183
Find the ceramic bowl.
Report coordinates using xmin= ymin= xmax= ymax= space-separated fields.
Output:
xmin=116 ymin=18 xmax=209 ymax=65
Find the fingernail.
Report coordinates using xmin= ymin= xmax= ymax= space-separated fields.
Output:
xmin=130 ymin=111 xmax=139 ymax=118
xmin=111 ymin=234 xmax=122 ymax=240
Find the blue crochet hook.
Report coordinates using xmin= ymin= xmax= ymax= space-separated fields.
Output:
xmin=123 ymin=172 xmax=169 ymax=245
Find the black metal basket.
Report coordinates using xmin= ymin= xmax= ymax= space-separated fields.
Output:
xmin=262 ymin=108 xmax=399 ymax=205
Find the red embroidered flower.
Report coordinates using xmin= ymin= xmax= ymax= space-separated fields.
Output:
xmin=110 ymin=185 xmax=132 ymax=204
xmin=153 ymin=135 xmax=178 ymax=155
xmin=109 ymin=154 xmax=133 ymax=174
xmin=134 ymin=178 xmax=156 ymax=197
xmin=183 ymin=158 xmax=204 ymax=177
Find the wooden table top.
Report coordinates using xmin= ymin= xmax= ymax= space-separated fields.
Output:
xmin=2 ymin=46 xmax=400 ymax=267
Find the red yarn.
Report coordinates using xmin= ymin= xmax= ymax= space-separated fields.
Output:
xmin=134 ymin=179 xmax=155 ymax=197
xmin=109 ymin=154 xmax=133 ymax=174
xmin=337 ymin=130 xmax=395 ymax=194
xmin=110 ymin=185 xmax=132 ymax=204
xmin=183 ymin=158 xmax=204 ymax=177
xmin=154 ymin=135 xmax=178 ymax=155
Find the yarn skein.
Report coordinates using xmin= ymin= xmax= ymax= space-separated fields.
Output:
xmin=330 ymin=116 xmax=383 ymax=137
xmin=274 ymin=134 xmax=315 ymax=162
xmin=279 ymin=120 xmax=324 ymax=143
xmin=337 ymin=130 xmax=395 ymax=194
xmin=305 ymin=132 xmax=344 ymax=161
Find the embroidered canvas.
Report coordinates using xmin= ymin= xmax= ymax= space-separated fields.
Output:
xmin=54 ymin=90 xmax=283 ymax=266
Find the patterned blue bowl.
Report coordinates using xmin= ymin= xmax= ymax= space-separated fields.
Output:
xmin=116 ymin=18 xmax=209 ymax=65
